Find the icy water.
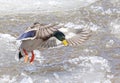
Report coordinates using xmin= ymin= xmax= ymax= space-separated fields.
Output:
xmin=0 ymin=0 xmax=120 ymax=83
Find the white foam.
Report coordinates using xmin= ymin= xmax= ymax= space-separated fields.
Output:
xmin=34 ymin=50 xmax=45 ymax=63
xmin=67 ymin=56 xmax=112 ymax=83
xmin=68 ymin=56 xmax=111 ymax=72
xmin=0 ymin=33 xmax=21 ymax=47
xmin=64 ymin=22 xmax=76 ymax=28
xmin=90 ymin=6 xmax=104 ymax=12
xmin=0 ymin=75 xmax=16 ymax=83
xmin=109 ymin=19 xmax=120 ymax=39
xmin=89 ymin=22 xmax=101 ymax=31
xmin=106 ymin=40 xmax=115 ymax=48
xmin=64 ymin=22 xmax=84 ymax=29
xmin=44 ymin=79 xmax=50 ymax=83
xmin=19 ymin=73 xmax=33 ymax=83
xmin=64 ymin=22 xmax=100 ymax=32
xmin=53 ymin=73 xmax=60 ymax=79
xmin=20 ymin=77 xmax=33 ymax=83
xmin=0 ymin=33 xmax=16 ymax=41
xmin=59 ymin=28 xmax=68 ymax=33
xmin=66 ymin=32 xmax=76 ymax=39
xmin=0 ymin=0 xmax=98 ymax=14
xmin=0 ymin=33 xmax=21 ymax=62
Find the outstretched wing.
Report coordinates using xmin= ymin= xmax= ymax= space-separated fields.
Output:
xmin=38 ymin=28 xmax=91 ymax=48
xmin=17 ymin=22 xmax=64 ymax=40
xmin=26 ymin=22 xmax=64 ymax=39
xmin=66 ymin=29 xmax=91 ymax=46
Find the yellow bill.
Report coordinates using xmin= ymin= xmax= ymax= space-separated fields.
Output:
xmin=62 ymin=39 xmax=69 ymax=46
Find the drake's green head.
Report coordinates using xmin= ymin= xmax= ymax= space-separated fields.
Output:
xmin=53 ymin=31 xmax=68 ymax=46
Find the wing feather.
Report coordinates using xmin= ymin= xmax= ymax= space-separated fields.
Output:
xmin=67 ymin=29 xmax=91 ymax=46
xmin=37 ymin=37 xmax=57 ymax=49
xmin=17 ymin=30 xmax=36 ymax=40
xmin=22 ymin=22 xmax=63 ymax=39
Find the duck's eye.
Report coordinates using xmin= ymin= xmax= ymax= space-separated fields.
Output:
xmin=61 ymin=36 xmax=65 ymax=40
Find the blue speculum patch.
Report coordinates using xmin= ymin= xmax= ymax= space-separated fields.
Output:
xmin=17 ymin=30 xmax=36 ymax=40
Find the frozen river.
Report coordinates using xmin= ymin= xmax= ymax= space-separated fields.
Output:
xmin=0 ymin=0 xmax=120 ymax=83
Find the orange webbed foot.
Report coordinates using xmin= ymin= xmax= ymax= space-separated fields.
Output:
xmin=24 ymin=55 xmax=29 ymax=63
xmin=23 ymin=49 xmax=29 ymax=63
xmin=30 ymin=51 xmax=35 ymax=64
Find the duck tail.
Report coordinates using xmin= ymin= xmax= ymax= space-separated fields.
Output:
xmin=19 ymin=51 xmax=23 ymax=59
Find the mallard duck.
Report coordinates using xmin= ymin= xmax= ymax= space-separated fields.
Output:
xmin=17 ymin=22 xmax=91 ymax=64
